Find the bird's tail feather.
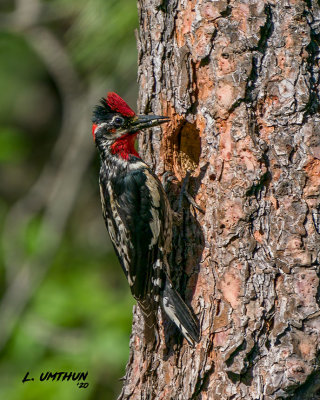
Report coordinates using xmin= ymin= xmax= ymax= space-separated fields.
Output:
xmin=161 ymin=276 xmax=200 ymax=345
xmin=138 ymin=299 xmax=158 ymax=345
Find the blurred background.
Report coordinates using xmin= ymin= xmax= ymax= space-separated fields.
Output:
xmin=0 ymin=0 xmax=138 ymax=399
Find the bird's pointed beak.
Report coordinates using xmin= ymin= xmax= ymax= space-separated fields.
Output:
xmin=130 ymin=115 xmax=170 ymax=132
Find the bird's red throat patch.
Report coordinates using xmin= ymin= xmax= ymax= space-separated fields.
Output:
xmin=110 ymin=133 xmax=140 ymax=160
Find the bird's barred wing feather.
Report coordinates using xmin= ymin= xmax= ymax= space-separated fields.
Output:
xmin=100 ymin=166 xmax=167 ymax=300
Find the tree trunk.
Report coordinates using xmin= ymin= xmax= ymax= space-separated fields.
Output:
xmin=119 ymin=1 xmax=320 ymax=399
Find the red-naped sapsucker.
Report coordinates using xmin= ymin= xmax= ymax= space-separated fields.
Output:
xmin=92 ymin=92 xmax=200 ymax=345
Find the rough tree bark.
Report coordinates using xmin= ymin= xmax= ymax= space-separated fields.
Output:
xmin=119 ymin=1 xmax=320 ymax=399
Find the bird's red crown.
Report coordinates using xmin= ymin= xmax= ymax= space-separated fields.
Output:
xmin=105 ymin=92 xmax=135 ymax=117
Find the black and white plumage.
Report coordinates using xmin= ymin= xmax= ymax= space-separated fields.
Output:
xmin=92 ymin=92 xmax=200 ymax=345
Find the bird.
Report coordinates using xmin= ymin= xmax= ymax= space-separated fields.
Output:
xmin=91 ymin=92 xmax=200 ymax=346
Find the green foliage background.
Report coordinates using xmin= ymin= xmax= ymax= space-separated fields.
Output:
xmin=0 ymin=0 xmax=138 ymax=398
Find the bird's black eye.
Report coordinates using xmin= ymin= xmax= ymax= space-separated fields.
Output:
xmin=113 ymin=116 xmax=124 ymax=126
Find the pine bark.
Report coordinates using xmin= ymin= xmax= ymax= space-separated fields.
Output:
xmin=119 ymin=1 xmax=320 ymax=399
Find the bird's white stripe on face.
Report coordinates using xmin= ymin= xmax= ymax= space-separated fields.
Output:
xmin=95 ymin=122 xmax=129 ymax=139
xmin=97 ymin=122 xmax=109 ymax=130
xmin=95 ymin=122 xmax=115 ymax=140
